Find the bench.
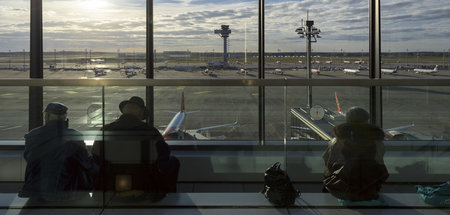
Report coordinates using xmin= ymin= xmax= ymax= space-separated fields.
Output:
xmin=0 ymin=193 xmax=448 ymax=215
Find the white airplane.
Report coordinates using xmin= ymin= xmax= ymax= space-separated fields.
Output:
xmin=354 ymin=59 xmax=364 ymax=64
xmin=325 ymin=60 xmax=333 ymax=64
xmin=381 ymin=66 xmax=399 ymax=75
xmin=272 ymin=68 xmax=283 ymax=75
xmin=414 ymin=65 xmax=439 ymax=74
xmin=202 ymin=68 xmax=214 ymax=76
xmin=161 ymin=92 xmax=238 ymax=140
xmin=237 ymin=68 xmax=247 ymax=75
xmin=343 ymin=68 xmax=360 ymax=74
xmin=343 ymin=60 xmax=350 ymax=64
xmin=311 ymin=66 xmax=321 ymax=75
xmin=94 ymin=68 xmax=106 ymax=76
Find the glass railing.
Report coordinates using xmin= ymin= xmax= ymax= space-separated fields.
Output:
xmin=0 ymin=79 xmax=450 ymax=209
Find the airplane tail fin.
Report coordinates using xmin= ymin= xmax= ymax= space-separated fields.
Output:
xmin=318 ymin=66 xmax=321 ymax=72
xmin=181 ymin=91 xmax=185 ymax=112
xmin=434 ymin=65 xmax=439 ymax=71
xmin=394 ymin=66 xmax=399 ymax=72
xmin=335 ymin=91 xmax=343 ymax=115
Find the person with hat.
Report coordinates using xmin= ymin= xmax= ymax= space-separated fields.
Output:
xmin=322 ymin=106 xmax=389 ymax=203
xmin=91 ymin=96 xmax=179 ymax=200
xmin=19 ymin=102 xmax=98 ymax=201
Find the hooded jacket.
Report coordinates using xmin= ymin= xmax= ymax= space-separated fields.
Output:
xmin=19 ymin=120 xmax=98 ymax=201
xmin=323 ymin=122 xmax=389 ymax=201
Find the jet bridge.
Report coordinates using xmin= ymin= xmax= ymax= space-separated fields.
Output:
xmin=290 ymin=107 xmax=345 ymax=141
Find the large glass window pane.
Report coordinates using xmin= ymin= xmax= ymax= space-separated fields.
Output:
xmin=154 ymin=0 xmax=258 ymax=79
xmin=383 ymin=87 xmax=450 ymax=183
xmin=381 ymin=0 xmax=450 ymax=78
xmin=265 ymin=0 xmax=369 ymax=79
xmin=0 ymin=0 xmax=30 ymax=78
xmin=43 ymin=1 xmax=146 ymax=79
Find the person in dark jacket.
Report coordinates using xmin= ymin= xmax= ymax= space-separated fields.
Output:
xmin=323 ymin=106 xmax=389 ymax=201
xmin=91 ymin=96 xmax=180 ymax=196
xmin=19 ymin=102 xmax=98 ymax=201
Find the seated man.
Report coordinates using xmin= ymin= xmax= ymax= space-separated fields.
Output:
xmin=322 ymin=107 xmax=389 ymax=202
xmin=19 ymin=102 xmax=98 ymax=201
xmin=92 ymin=96 xmax=180 ymax=198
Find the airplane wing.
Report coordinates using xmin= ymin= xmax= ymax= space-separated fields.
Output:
xmin=384 ymin=123 xmax=415 ymax=132
xmin=188 ymin=121 xmax=239 ymax=133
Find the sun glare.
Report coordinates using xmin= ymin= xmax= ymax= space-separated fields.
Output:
xmin=78 ymin=0 xmax=109 ymax=10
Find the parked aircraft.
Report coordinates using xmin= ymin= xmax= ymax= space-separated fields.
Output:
xmin=202 ymin=68 xmax=214 ymax=76
xmin=343 ymin=68 xmax=360 ymax=74
xmin=414 ymin=65 xmax=439 ymax=74
xmin=311 ymin=66 xmax=321 ymax=75
xmin=343 ymin=60 xmax=350 ymax=64
xmin=161 ymin=92 xmax=238 ymax=140
xmin=325 ymin=60 xmax=333 ymax=64
xmin=237 ymin=68 xmax=247 ymax=75
xmin=381 ymin=66 xmax=399 ymax=75
xmin=272 ymin=68 xmax=283 ymax=75
xmin=94 ymin=68 xmax=106 ymax=76
xmin=354 ymin=59 xmax=364 ymax=64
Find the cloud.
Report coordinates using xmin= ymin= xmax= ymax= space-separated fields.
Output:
xmin=0 ymin=0 xmax=448 ymax=52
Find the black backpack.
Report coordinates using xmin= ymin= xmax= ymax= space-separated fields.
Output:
xmin=262 ymin=162 xmax=300 ymax=206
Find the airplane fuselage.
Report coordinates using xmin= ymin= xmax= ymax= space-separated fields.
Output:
xmin=343 ymin=69 xmax=360 ymax=74
xmin=162 ymin=111 xmax=185 ymax=137
xmin=414 ymin=65 xmax=438 ymax=74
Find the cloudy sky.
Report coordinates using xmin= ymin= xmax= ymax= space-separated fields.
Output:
xmin=0 ymin=0 xmax=449 ymax=52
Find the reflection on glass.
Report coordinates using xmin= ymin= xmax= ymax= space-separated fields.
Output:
xmin=154 ymin=0 xmax=258 ymax=79
xmin=381 ymin=0 xmax=450 ymax=79
xmin=265 ymin=0 xmax=369 ymax=79
xmin=43 ymin=0 xmax=145 ymax=79
xmin=288 ymin=87 xmax=369 ymax=141
xmin=0 ymin=0 xmax=30 ymax=78
xmin=383 ymin=86 xmax=450 ymax=140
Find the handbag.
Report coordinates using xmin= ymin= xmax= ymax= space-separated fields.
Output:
xmin=261 ymin=162 xmax=300 ymax=206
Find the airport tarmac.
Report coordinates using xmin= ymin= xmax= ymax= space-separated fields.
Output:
xmin=1 ymin=65 xmax=450 ymax=141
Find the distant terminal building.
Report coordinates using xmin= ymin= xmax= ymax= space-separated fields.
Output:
xmin=163 ymin=51 xmax=192 ymax=58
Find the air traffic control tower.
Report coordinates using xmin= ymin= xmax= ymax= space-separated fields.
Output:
xmin=214 ymin=25 xmax=231 ymax=67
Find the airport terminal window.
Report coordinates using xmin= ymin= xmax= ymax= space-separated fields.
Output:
xmin=380 ymin=0 xmax=450 ymax=79
xmin=1 ymin=0 xmax=450 ymax=210
xmin=264 ymin=0 xmax=369 ymax=79
xmin=153 ymin=0 xmax=258 ymax=79
xmin=43 ymin=0 xmax=146 ymax=79
xmin=0 ymin=0 xmax=30 ymax=79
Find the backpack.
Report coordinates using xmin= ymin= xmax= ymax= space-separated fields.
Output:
xmin=416 ymin=181 xmax=450 ymax=206
xmin=262 ymin=162 xmax=300 ymax=206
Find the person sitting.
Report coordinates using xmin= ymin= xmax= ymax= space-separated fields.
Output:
xmin=322 ymin=107 xmax=389 ymax=202
xmin=91 ymin=96 xmax=180 ymax=200
xmin=19 ymin=102 xmax=98 ymax=201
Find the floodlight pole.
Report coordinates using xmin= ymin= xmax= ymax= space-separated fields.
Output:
xmin=306 ymin=20 xmax=314 ymax=109
xmin=296 ymin=13 xmax=320 ymax=110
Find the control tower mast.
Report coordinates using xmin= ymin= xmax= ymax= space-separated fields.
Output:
xmin=214 ymin=25 xmax=231 ymax=67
